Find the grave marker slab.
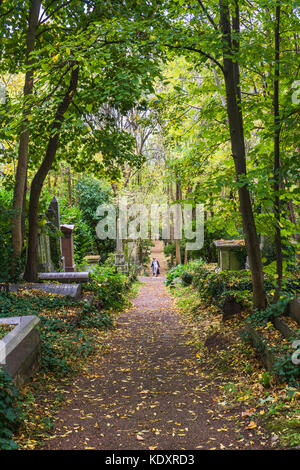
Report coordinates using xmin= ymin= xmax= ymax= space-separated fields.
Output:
xmin=10 ymin=283 xmax=82 ymax=299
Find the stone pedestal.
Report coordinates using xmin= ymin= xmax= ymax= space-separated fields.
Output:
xmin=60 ymin=224 xmax=76 ymax=272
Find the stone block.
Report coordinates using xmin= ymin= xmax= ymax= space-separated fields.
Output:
xmin=0 ymin=316 xmax=41 ymax=387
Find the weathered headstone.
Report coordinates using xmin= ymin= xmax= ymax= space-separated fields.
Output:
xmin=60 ymin=224 xmax=76 ymax=272
xmin=46 ymin=197 xmax=62 ymax=270
xmin=37 ymin=229 xmax=54 ymax=272
xmin=213 ymin=239 xmax=246 ymax=271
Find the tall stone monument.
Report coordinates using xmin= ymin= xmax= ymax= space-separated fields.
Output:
xmin=60 ymin=224 xmax=76 ymax=272
xmin=45 ymin=197 xmax=62 ymax=270
xmin=37 ymin=229 xmax=53 ymax=272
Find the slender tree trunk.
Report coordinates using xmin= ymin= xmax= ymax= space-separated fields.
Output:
xmin=273 ymin=2 xmax=282 ymax=301
xmin=68 ymin=166 xmax=72 ymax=205
xmin=11 ymin=0 xmax=41 ymax=276
xmin=219 ymin=0 xmax=267 ymax=309
xmin=24 ymin=65 xmax=79 ymax=281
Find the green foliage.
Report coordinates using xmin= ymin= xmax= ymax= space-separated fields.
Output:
xmin=88 ymin=265 xmax=130 ymax=310
xmin=172 ymin=258 xmax=300 ymax=312
xmin=59 ymin=199 xmax=95 ymax=265
xmin=0 ymin=368 xmax=20 ymax=450
xmin=272 ymin=354 xmax=300 ymax=387
xmin=75 ymin=175 xmax=115 ymax=262
xmin=181 ymin=271 xmax=193 ymax=286
xmin=165 ymin=264 xmax=188 ymax=286
xmin=259 ymin=371 xmax=272 ymax=389
xmin=0 ymin=188 xmax=23 ymax=282
xmin=248 ymin=296 xmax=293 ymax=327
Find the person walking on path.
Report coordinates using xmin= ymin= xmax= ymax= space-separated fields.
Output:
xmin=151 ymin=257 xmax=160 ymax=277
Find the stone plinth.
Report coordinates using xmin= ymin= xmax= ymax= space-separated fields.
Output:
xmin=61 ymin=224 xmax=76 ymax=272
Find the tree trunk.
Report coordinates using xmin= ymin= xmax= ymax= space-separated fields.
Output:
xmin=219 ymin=0 xmax=267 ymax=309
xmin=24 ymin=65 xmax=79 ymax=281
xmin=273 ymin=2 xmax=282 ymax=302
xmin=11 ymin=0 xmax=41 ymax=277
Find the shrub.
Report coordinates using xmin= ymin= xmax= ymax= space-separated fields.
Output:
xmin=165 ymin=264 xmax=187 ymax=286
xmin=181 ymin=271 xmax=193 ymax=286
xmin=88 ymin=265 xmax=130 ymax=310
xmin=0 ymin=368 xmax=20 ymax=450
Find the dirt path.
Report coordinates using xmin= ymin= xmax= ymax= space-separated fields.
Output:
xmin=42 ymin=244 xmax=270 ymax=450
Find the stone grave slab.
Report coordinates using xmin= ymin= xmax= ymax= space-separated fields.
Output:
xmin=10 ymin=283 xmax=82 ymax=299
xmin=38 ymin=272 xmax=89 ymax=283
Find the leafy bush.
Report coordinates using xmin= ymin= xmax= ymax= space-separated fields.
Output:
xmin=88 ymin=265 xmax=130 ymax=310
xmin=0 ymin=368 xmax=20 ymax=450
xmin=165 ymin=264 xmax=187 ymax=286
xmin=75 ymin=175 xmax=115 ymax=263
xmin=0 ymin=187 xmax=23 ymax=282
xmin=181 ymin=271 xmax=193 ymax=286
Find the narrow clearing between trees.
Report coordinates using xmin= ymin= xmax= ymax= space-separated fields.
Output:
xmin=42 ymin=246 xmax=271 ymax=450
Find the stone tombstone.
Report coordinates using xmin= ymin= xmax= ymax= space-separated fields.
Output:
xmin=60 ymin=224 xmax=76 ymax=272
xmin=37 ymin=229 xmax=54 ymax=272
xmin=213 ymin=239 xmax=246 ymax=271
xmin=45 ymin=197 xmax=62 ymax=270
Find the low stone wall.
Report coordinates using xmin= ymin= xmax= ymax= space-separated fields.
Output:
xmin=0 ymin=316 xmax=41 ymax=387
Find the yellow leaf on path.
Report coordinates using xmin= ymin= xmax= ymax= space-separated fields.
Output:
xmin=246 ymin=421 xmax=257 ymax=429
xmin=136 ymin=434 xmax=144 ymax=441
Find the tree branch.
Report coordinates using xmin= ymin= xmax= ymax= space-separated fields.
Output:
xmin=164 ymin=44 xmax=224 ymax=74
xmin=195 ymin=0 xmax=218 ymax=31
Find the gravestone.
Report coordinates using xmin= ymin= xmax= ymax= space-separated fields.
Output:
xmin=60 ymin=224 xmax=76 ymax=272
xmin=213 ymin=239 xmax=246 ymax=271
xmin=39 ymin=272 xmax=89 ymax=283
xmin=46 ymin=197 xmax=62 ymax=270
xmin=10 ymin=283 xmax=82 ymax=299
xmin=37 ymin=229 xmax=54 ymax=272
